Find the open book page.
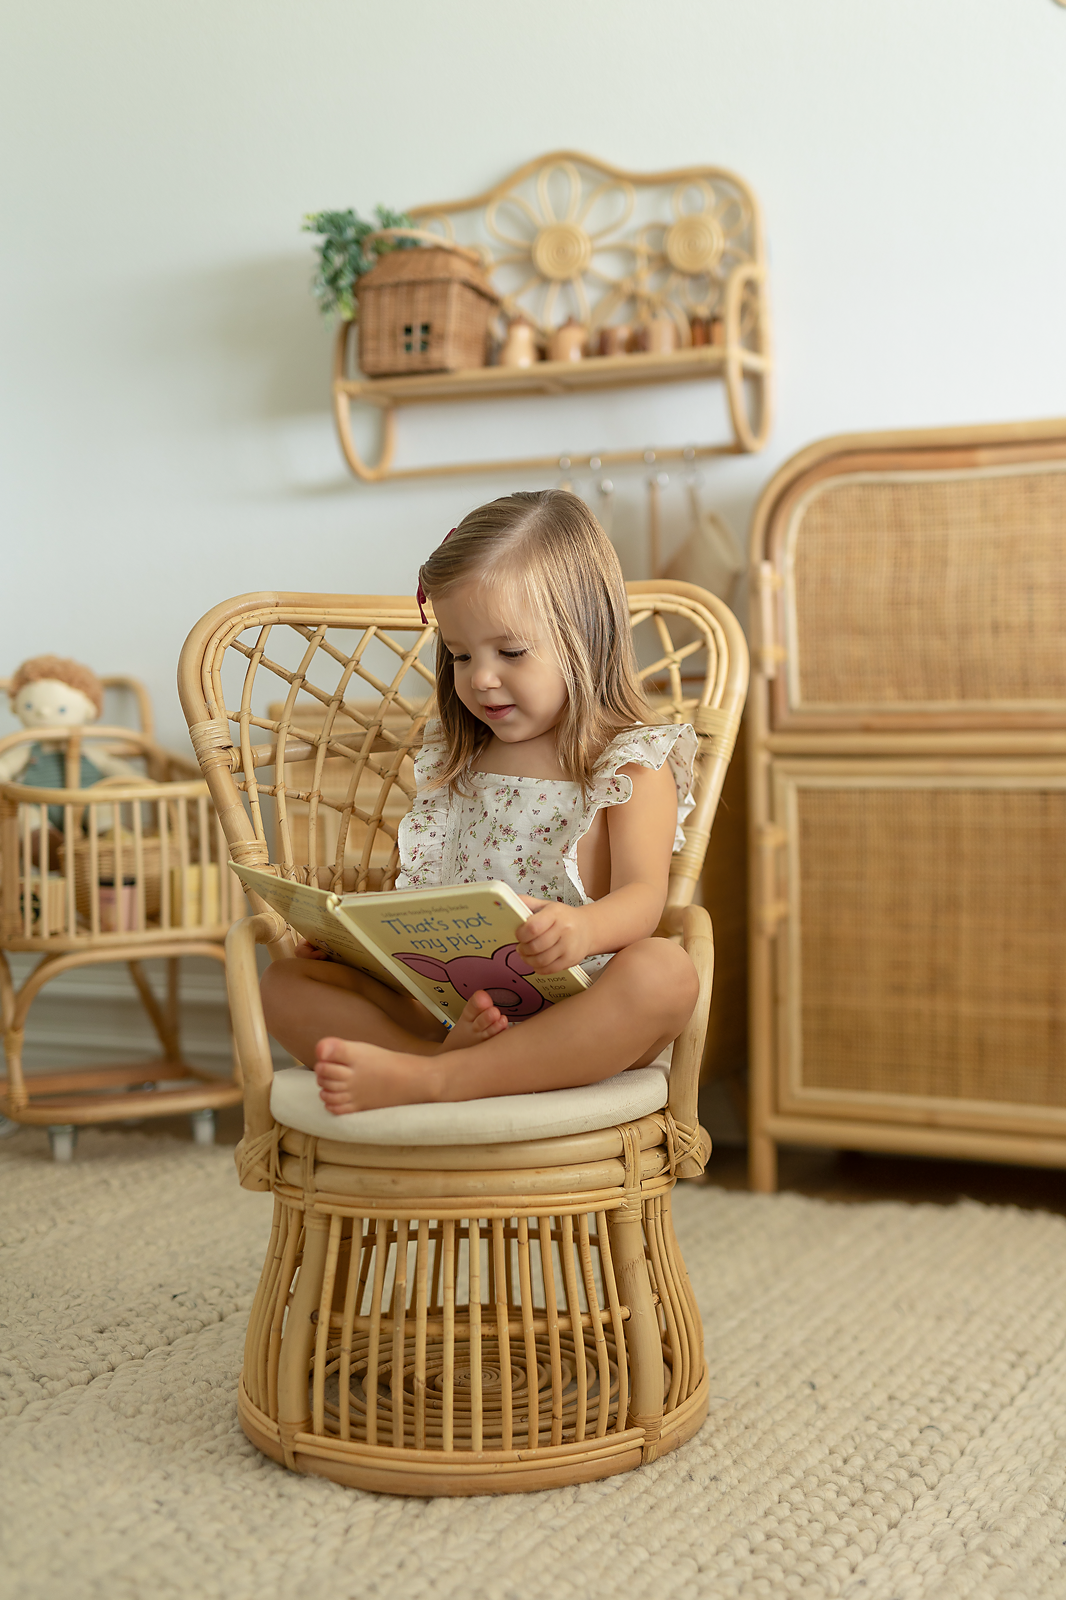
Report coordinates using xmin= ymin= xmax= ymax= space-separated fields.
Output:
xmin=229 ymin=864 xmax=590 ymax=1028
xmin=334 ymin=880 xmax=590 ymax=1025
xmin=229 ymin=862 xmax=402 ymax=989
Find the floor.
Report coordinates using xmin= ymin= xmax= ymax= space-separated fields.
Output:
xmin=705 ymin=1141 xmax=1066 ymax=1217
xmin=10 ymin=1124 xmax=1066 ymax=1597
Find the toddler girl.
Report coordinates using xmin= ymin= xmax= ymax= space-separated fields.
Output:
xmin=260 ymin=490 xmax=700 ymax=1114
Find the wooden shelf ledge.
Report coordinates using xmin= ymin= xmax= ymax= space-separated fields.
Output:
xmin=332 ymin=326 xmax=772 ymax=483
xmin=338 ymin=344 xmax=769 ymax=407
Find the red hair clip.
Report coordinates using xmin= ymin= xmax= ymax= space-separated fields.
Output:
xmin=417 ymin=528 xmax=455 ymax=624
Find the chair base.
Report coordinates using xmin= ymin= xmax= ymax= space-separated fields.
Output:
xmin=238 ymin=1371 xmax=709 ymax=1497
xmin=0 ymin=1068 xmax=242 ymax=1127
xmin=1 ymin=943 xmax=239 ymax=1130
xmin=237 ymin=1122 xmax=708 ymax=1497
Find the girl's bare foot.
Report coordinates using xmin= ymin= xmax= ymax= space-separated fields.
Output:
xmin=314 ymin=1038 xmax=441 ymax=1115
xmin=311 ymin=995 xmax=505 ymax=1116
xmin=438 ymin=989 xmax=508 ymax=1054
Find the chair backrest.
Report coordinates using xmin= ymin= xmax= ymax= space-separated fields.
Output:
xmin=178 ymin=583 xmax=748 ymax=935
xmin=0 ymin=727 xmax=240 ymax=951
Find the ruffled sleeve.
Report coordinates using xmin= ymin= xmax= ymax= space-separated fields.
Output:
xmin=558 ymin=720 xmax=698 ymax=906
xmin=395 ymin=719 xmax=453 ymax=889
xmin=591 ymin=723 xmax=698 ymax=853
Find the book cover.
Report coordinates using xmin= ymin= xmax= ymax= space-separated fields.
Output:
xmin=230 ymin=863 xmax=589 ymax=1028
xmin=335 ymin=880 xmax=590 ymax=1024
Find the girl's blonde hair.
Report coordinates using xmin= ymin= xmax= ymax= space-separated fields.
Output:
xmin=418 ymin=490 xmax=649 ymax=793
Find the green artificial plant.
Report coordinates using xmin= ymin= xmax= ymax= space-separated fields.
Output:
xmin=302 ymin=204 xmax=416 ymax=319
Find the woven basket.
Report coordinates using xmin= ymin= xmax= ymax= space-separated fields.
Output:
xmin=68 ymin=831 xmax=163 ymax=922
xmin=356 ymin=230 xmax=499 ymax=377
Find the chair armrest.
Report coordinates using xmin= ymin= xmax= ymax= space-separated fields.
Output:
xmin=226 ymin=912 xmax=287 ymax=1153
xmin=666 ymin=903 xmax=714 ymax=1179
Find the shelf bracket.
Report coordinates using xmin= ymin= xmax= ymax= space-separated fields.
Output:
xmin=332 ymin=325 xmax=396 ymax=483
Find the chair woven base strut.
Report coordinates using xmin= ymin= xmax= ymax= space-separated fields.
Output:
xmin=236 ymin=1121 xmax=708 ymax=1495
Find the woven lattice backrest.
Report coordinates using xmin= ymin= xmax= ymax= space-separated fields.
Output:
xmin=754 ymin=431 xmax=1066 ymax=730
xmin=178 ymin=584 xmax=747 ymax=917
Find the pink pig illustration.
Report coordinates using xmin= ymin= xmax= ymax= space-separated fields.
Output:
xmin=396 ymin=943 xmax=549 ymax=1018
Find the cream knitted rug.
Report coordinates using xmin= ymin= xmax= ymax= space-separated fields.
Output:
xmin=2 ymin=1129 xmax=1066 ymax=1600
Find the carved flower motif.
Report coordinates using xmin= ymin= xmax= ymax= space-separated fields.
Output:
xmin=647 ymin=180 xmax=753 ymax=322
xmin=484 ymin=158 xmax=634 ymax=333
xmin=412 ymin=157 xmax=757 ymax=342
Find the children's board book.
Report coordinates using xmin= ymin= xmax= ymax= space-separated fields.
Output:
xmin=231 ymin=862 xmax=590 ymax=1028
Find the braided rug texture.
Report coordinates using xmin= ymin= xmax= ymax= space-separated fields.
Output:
xmin=2 ymin=1128 xmax=1065 ymax=1600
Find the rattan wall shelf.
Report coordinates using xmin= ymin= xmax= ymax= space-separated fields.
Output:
xmin=331 ymin=152 xmax=772 ymax=482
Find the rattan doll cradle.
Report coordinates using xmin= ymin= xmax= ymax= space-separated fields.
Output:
xmin=0 ymin=724 xmax=243 ymax=1157
xmin=178 ymin=582 xmax=747 ymax=1495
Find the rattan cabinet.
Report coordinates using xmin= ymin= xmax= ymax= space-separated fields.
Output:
xmin=747 ymin=420 xmax=1066 ymax=1192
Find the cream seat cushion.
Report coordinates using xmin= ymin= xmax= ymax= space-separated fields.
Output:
xmin=269 ymin=1051 xmax=671 ymax=1146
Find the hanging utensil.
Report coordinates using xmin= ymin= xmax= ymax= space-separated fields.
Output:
xmin=644 ymin=450 xmax=669 ymax=579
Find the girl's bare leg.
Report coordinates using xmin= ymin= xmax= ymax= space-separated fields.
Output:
xmin=260 ymin=957 xmax=506 ymax=1067
xmin=314 ymin=938 xmax=699 ymax=1115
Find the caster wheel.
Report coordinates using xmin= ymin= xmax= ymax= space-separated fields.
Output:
xmin=48 ymin=1124 xmax=77 ymax=1162
xmin=0 ymin=1114 xmax=22 ymax=1139
xmin=190 ymin=1109 xmax=216 ymax=1147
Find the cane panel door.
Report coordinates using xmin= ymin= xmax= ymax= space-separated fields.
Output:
xmin=769 ymin=759 xmax=1066 ymax=1137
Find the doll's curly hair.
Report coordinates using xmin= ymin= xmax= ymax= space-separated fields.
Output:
xmin=8 ymin=656 xmax=104 ymax=718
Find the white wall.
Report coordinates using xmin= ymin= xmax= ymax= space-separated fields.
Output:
xmin=3 ymin=0 xmax=1065 ymax=751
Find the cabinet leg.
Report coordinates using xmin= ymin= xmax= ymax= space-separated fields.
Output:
xmin=749 ymin=1131 xmax=777 ymax=1193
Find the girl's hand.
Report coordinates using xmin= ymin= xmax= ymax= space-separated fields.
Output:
xmin=515 ymin=897 xmax=591 ymax=973
xmin=294 ymin=939 xmax=331 ymax=961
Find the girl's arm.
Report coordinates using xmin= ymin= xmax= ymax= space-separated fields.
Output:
xmin=517 ymin=761 xmax=677 ymax=972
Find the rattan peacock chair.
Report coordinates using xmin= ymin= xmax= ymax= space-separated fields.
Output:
xmin=178 ymin=582 xmax=747 ymax=1495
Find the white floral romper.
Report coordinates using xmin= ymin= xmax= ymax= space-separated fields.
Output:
xmin=396 ymin=721 xmax=698 ymax=979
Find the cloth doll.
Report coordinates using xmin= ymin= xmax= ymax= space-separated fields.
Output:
xmin=0 ymin=656 xmax=136 ymax=828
